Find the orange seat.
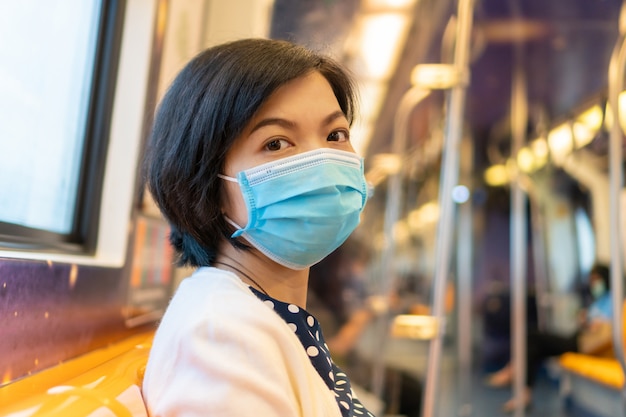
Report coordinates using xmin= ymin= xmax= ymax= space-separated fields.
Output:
xmin=559 ymin=302 xmax=626 ymax=389
xmin=0 ymin=331 xmax=153 ymax=417
xmin=559 ymin=352 xmax=624 ymax=389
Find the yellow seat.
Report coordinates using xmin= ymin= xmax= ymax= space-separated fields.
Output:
xmin=559 ymin=352 xmax=624 ymax=389
xmin=559 ymin=302 xmax=626 ymax=390
xmin=0 ymin=331 xmax=153 ymax=417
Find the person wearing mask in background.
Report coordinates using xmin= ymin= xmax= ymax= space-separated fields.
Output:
xmin=486 ymin=264 xmax=613 ymax=412
xmin=142 ymin=38 xmax=374 ymax=417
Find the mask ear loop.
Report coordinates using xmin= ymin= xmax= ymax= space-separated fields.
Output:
xmin=218 ymin=173 xmax=238 ymax=182
xmin=223 ymin=215 xmax=245 ymax=237
xmin=217 ymin=173 xmax=246 ymax=238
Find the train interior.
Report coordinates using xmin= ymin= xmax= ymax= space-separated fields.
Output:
xmin=1 ymin=0 xmax=626 ymax=416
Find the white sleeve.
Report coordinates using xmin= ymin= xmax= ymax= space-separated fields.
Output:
xmin=143 ymin=296 xmax=340 ymax=417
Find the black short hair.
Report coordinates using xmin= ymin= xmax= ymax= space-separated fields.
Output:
xmin=143 ymin=38 xmax=358 ymax=267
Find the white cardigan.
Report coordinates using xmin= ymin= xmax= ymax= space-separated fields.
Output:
xmin=142 ymin=267 xmax=342 ymax=417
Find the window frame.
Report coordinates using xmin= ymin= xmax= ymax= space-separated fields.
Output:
xmin=0 ymin=0 xmax=127 ymax=254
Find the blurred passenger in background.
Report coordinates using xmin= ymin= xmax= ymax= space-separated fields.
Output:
xmin=486 ymin=263 xmax=612 ymax=412
xmin=308 ymin=237 xmax=423 ymax=417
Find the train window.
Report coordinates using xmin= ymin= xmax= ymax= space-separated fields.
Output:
xmin=574 ymin=206 xmax=595 ymax=277
xmin=0 ymin=1 xmax=124 ymax=252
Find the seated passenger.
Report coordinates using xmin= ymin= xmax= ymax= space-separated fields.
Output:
xmin=142 ymin=38 xmax=374 ymax=417
xmin=486 ymin=263 xmax=612 ymax=412
xmin=308 ymin=238 xmax=423 ymax=417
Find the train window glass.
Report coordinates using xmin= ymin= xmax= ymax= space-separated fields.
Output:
xmin=574 ymin=207 xmax=595 ymax=276
xmin=0 ymin=2 xmax=101 ymax=234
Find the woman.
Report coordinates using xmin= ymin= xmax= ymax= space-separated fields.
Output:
xmin=142 ymin=38 xmax=373 ymax=417
xmin=486 ymin=263 xmax=612 ymax=412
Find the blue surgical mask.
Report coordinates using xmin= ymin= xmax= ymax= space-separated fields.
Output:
xmin=591 ymin=280 xmax=606 ymax=299
xmin=219 ymin=148 xmax=368 ymax=270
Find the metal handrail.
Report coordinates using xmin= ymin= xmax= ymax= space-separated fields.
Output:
xmin=421 ymin=0 xmax=475 ymax=416
xmin=510 ymin=44 xmax=529 ymax=417
xmin=456 ymin=136 xmax=474 ymax=417
xmin=607 ymin=3 xmax=626 ymax=412
xmin=370 ymin=86 xmax=430 ymax=400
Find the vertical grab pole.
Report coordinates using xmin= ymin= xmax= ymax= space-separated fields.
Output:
xmin=421 ymin=0 xmax=474 ymax=416
xmin=510 ymin=43 xmax=529 ymax=417
xmin=371 ymin=86 xmax=431 ymax=399
xmin=607 ymin=4 xmax=626 ymax=412
xmin=529 ymin=197 xmax=550 ymax=332
xmin=456 ymin=138 xmax=474 ymax=417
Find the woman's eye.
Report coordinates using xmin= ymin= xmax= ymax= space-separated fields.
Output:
xmin=264 ymin=138 xmax=289 ymax=151
xmin=327 ymin=130 xmax=350 ymax=142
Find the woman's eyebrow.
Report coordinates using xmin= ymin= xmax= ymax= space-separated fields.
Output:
xmin=248 ymin=110 xmax=347 ymax=135
xmin=249 ymin=118 xmax=295 ymax=134
xmin=323 ymin=110 xmax=348 ymax=126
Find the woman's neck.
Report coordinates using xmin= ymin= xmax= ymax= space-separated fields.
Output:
xmin=214 ymin=243 xmax=310 ymax=307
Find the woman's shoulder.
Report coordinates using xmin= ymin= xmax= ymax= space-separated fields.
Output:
xmin=146 ymin=266 xmax=292 ymax=374
xmin=178 ymin=266 xmax=245 ymax=290
xmin=156 ymin=267 xmax=300 ymax=349
xmin=587 ymin=293 xmax=613 ymax=320
xmin=166 ymin=267 xmax=273 ymax=322
xmin=144 ymin=268 xmax=343 ymax=417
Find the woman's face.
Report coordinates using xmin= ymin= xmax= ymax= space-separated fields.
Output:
xmin=589 ymin=272 xmax=607 ymax=298
xmin=221 ymin=71 xmax=356 ymax=227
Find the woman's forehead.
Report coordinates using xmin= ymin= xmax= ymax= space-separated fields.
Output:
xmin=244 ymin=72 xmax=343 ymax=127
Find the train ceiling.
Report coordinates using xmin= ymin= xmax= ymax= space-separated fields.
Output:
xmin=271 ymin=0 xmax=621 ymax=161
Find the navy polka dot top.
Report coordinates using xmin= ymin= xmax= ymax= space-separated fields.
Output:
xmin=250 ymin=287 xmax=376 ymax=417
